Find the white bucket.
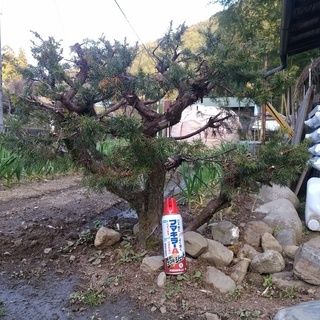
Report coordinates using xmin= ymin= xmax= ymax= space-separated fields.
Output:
xmin=305 ymin=177 xmax=320 ymax=231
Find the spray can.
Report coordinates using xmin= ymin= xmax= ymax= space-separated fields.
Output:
xmin=162 ymin=198 xmax=187 ymax=274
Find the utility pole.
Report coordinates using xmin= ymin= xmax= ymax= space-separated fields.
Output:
xmin=0 ymin=13 xmax=3 ymax=133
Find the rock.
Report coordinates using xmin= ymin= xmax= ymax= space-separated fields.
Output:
xmin=157 ymin=271 xmax=166 ymax=287
xmin=243 ymin=221 xmax=273 ymax=247
xmin=251 ymin=250 xmax=285 ymax=274
xmin=44 ymin=248 xmax=52 ymax=254
xmin=283 ymin=245 xmax=299 ymax=259
xmin=273 ymin=300 xmax=320 ymax=320
xmin=258 ymin=183 xmax=300 ymax=209
xmin=204 ymin=266 xmax=236 ymax=293
xmin=184 ymin=231 xmax=208 ymax=258
xmin=229 ymin=258 xmax=250 ymax=284
xmin=272 ymin=271 xmax=313 ymax=290
xmin=256 ymin=198 xmax=302 ymax=245
xmin=200 ymin=239 xmax=233 ymax=267
xmin=261 ymin=232 xmax=282 ymax=253
xmin=293 ymin=243 xmax=320 ymax=285
xmin=305 ymin=235 xmax=320 ymax=248
xmin=210 ymin=221 xmax=239 ymax=245
xmin=94 ymin=226 xmax=121 ymax=249
xmin=133 ymin=223 xmax=139 ymax=235
xmin=276 ymin=229 xmax=299 ymax=247
xmin=204 ymin=312 xmax=220 ymax=320
xmin=140 ymin=255 xmax=164 ymax=273
xmin=238 ymin=244 xmax=258 ymax=260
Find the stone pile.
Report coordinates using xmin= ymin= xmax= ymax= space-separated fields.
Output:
xmin=94 ymin=183 xmax=320 ymax=320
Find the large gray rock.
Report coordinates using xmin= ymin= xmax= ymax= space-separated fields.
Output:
xmin=243 ymin=221 xmax=273 ymax=247
xmin=258 ymin=183 xmax=300 ymax=209
xmin=256 ymin=198 xmax=302 ymax=246
xmin=94 ymin=226 xmax=121 ymax=249
xmin=229 ymin=258 xmax=250 ymax=284
xmin=251 ymin=250 xmax=285 ymax=274
xmin=293 ymin=242 xmax=320 ymax=285
xmin=140 ymin=255 xmax=164 ymax=273
xmin=200 ymin=239 xmax=234 ymax=267
xmin=184 ymin=231 xmax=208 ymax=258
xmin=204 ymin=266 xmax=235 ymax=293
xmin=273 ymin=300 xmax=320 ymax=320
xmin=238 ymin=244 xmax=258 ymax=260
xmin=261 ymin=232 xmax=282 ymax=253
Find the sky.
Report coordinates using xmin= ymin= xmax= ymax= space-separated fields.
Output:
xmin=0 ymin=0 xmax=222 ymax=61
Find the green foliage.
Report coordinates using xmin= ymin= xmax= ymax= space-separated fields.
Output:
xmin=0 ymin=148 xmax=22 ymax=187
xmin=228 ymin=287 xmax=242 ymax=300
xmin=0 ymin=308 xmax=6 ymax=317
xmin=263 ymin=274 xmax=273 ymax=288
xmin=175 ymin=160 xmax=222 ymax=209
xmin=176 ymin=270 xmax=202 ymax=282
xmin=116 ymin=243 xmax=143 ymax=264
xmin=280 ymin=286 xmax=298 ymax=299
xmin=238 ymin=308 xmax=261 ymax=319
xmin=0 ymin=135 xmax=75 ymax=187
xmin=219 ymin=135 xmax=310 ymax=199
xmin=164 ymin=277 xmax=182 ymax=300
xmin=0 ymin=302 xmax=6 ymax=317
xmin=70 ymin=288 xmax=106 ymax=307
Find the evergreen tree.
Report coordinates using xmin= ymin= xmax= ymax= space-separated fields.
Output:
xmin=3 ymin=15 xmax=310 ymax=248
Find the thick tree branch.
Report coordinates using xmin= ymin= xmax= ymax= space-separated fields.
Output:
xmin=173 ymin=113 xmax=233 ymax=140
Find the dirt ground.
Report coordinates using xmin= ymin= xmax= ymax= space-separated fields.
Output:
xmin=0 ymin=174 xmax=316 ymax=320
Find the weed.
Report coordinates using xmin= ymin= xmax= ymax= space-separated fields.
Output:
xmin=59 ymin=243 xmax=75 ymax=253
xmin=238 ymin=308 xmax=261 ymax=319
xmin=262 ymin=274 xmax=276 ymax=298
xmin=280 ymin=286 xmax=298 ymax=299
xmin=303 ymin=227 xmax=311 ymax=235
xmin=117 ymin=243 xmax=142 ymax=264
xmin=93 ymin=220 xmax=103 ymax=229
xmin=228 ymin=287 xmax=242 ymax=300
xmin=263 ymin=274 xmax=273 ymax=288
xmin=79 ymin=230 xmax=94 ymax=243
xmin=163 ymin=277 xmax=182 ymax=300
xmin=149 ymin=287 xmax=157 ymax=294
xmin=174 ymin=161 xmax=221 ymax=210
xmin=272 ymin=224 xmax=281 ymax=234
xmin=70 ymin=288 xmax=106 ymax=307
xmin=0 ymin=307 xmax=6 ymax=317
xmin=176 ymin=270 xmax=202 ymax=282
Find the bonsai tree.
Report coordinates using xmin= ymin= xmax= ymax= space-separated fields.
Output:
xmin=4 ymin=25 xmax=310 ymax=248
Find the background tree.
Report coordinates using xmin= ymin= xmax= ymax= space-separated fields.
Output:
xmin=2 ymin=46 xmax=28 ymax=115
xmin=210 ymin=0 xmax=319 ymax=109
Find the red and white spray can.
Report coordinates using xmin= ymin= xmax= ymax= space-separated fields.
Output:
xmin=162 ymin=198 xmax=187 ymax=274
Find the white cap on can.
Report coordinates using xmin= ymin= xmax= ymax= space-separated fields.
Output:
xmin=308 ymin=219 xmax=320 ymax=231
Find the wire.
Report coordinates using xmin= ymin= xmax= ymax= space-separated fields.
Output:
xmin=113 ymin=0 xmax=156 ymax=63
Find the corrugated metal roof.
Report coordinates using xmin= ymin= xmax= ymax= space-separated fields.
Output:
xmin=266 ymin=0 xmax=320 ymax=77
xmin=281 ymin=0 xmax=320 ymax=56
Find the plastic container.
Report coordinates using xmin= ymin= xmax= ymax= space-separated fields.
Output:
xmin=305 ymin=177 xmax=320 ymax=231
xmin=162 ymin=198 xmax=187 ymax=274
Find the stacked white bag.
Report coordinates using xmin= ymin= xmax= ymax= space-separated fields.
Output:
xmin=304 ymin=107 xmax=320 ymax=231
xmin=305 ymin=108 xmax=320 ymax=170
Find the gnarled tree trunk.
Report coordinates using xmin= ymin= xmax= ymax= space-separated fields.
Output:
xmin=135 ymin=161 xmax=166 ymax=248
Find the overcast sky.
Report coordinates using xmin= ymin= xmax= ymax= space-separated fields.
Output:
xmin=1 ymin=0 xmax=222 ymax=60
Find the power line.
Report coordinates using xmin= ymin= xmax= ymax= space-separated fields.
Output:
xmin=113 ymin=0 xmax=156 ymax=63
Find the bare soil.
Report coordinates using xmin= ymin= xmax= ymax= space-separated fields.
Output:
xmin=0 ymin=175 xmax=316 ymax=320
